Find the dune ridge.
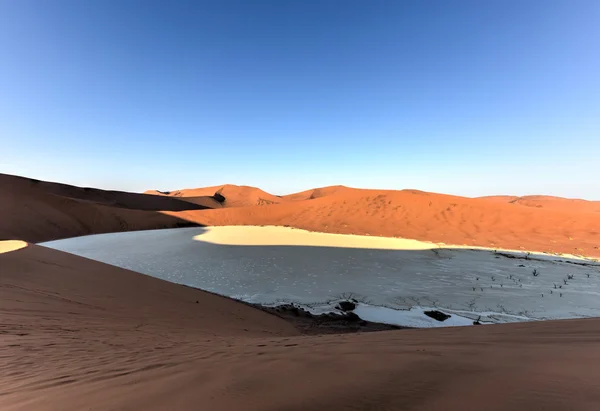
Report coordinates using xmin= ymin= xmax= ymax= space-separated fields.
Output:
xmin=145 ymin=183 xmax=284 ymax=207
xmin=166 ymin=188 xmax=600 ymax=258
xmin=0 ymin=173 xmax=210 ymax=243
xmin=3 ymin=173 xmax=599 ymax=257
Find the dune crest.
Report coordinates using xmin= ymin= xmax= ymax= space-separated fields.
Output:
xmin=167 ymin=188 xmax=600 ymax=258
xmin=479 ymin=194 xmax=600 ymax=212
xmin=146 ymin=183 xmax=284 ymax=207
xmin=0 ymin=173 xmax=209 ymax=243
xmin=3 ymin=173 xmax=599 ymax=258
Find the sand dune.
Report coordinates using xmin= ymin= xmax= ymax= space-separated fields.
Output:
xmin=3 ymin=173 xmax=599 ymax=257
xmin=2 ymin=243 xmax=600 ymax=410
xmin=480 ymin=194 xmax=600 ymax=213
xmin=1 ymin=174 xmax=209 ymax=212
xmin=146 ymin=183 xmax=284 ymax=207
xmin=281 ymin=185 xmax=348 ymax=201
xmin=0 ymin=173 xmax=208 ymax=243
xmin=167 ymin=188 xmax=600 ymax=258
xmin=3 ymin=175 xmax=600 ymax=409
xmin=0 ymin=240 xmax=27 ymax=254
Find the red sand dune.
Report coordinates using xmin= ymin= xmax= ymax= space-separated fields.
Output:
xmin=168 ymin=188 xmax=600 ymax=258
xmin=0 ymin=173 xmax=209 ymax=243
xmin=2 ymin=243 xmax=600 ymax=410
xmin=480 ymin=194 xmax=600 ymax=213
xmin=146 ymin=184 xmax=284 ymax=207
xmin=2 ymin=173 xmax=599 ymax=257
xmin=281 ymin=184 xmax=348 ymax=201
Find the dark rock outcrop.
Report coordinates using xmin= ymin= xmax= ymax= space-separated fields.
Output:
xmin=424 ymin=310 xmax=451 ymax=322
xmin=336 ymin=301 xmax=356 ymax=312
xmin=213 ymin=191 xmax=226 ymax=203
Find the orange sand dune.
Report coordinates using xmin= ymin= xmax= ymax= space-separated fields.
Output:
xmin=146 ymin=183 xmax=284 ymax=207
xmin=168 ymin=188 xmax=600 ymax=257
xmin=2 ymin=243 xmax=600 ymax=411
xmin=480 ymin=194 xmax=600 ymax=213
xmin=281 ymin=184 xmax=348 ymax=201
xmin=0 ymin=173 xmax=208 ymax=243
xmin=3 ymin=173 xmax=599 ymax=258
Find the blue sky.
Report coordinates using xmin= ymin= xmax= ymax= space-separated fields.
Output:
xmin=1 ymin=1 xmax=599 ymax=198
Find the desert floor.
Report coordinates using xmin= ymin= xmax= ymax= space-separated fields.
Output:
xmin=2 ymin=173 xmax=600 ymax=410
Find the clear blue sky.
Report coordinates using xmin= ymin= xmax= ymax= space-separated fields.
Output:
xmin=1 ymin=1 xmax=599 ymax=198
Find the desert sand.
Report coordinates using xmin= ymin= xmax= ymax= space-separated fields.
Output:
xmin=480 ymin=194 xmax=600 ymax=213
xmin=2 ymin=242 xmax=600 ymax=410
xmin=0 ymin=240 xmax=27 ymax=254
xmin=146 ymin=183 xmax=284 ymax=207
xmin=3 ymin=174 xmax=600 ymax=410
xmin=164 ymin=187 xmax=600 ymax=258
xmin=4 ymin=173 xmax=599 ymax=257
xmin=0 ymin=173 xmax=213 ymax=243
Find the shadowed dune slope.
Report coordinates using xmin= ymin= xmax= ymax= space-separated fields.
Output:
xmin=0 ymin=174 xmax=206 ymax=243
xmin=2 ymin=244 xmax=600 ymax=411
xmin=2 ymin=174 xmax=210 ymax=211
xmin=167 ymin=188 xmax=600 ymax=257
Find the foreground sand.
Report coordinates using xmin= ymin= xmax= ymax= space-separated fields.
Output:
xmin=2 ymin=243 xmax=600 ymax=410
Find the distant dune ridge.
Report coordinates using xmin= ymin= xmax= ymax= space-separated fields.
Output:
xmin=162 ymin=187 xmax=600 ymax=258
xmin=2 ymin=173 xmax=599 ymax=257
xmin=145 ymin=183 xmax=284 ymax=207
xmin=479 ymin=194 xmax=600 ymax=213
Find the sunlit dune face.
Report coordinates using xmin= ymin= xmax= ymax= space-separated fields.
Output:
xmin=0 ymin=240 xmax=28 ymax=254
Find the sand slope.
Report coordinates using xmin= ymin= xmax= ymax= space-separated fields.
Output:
xmin=281 ymin=185 xmax=348 ymax=201
xmin=2 ymin=244 xmax=600 ymax=410
xmin=146 ymin=184 xmax=283 ymax=207
xmin=480 ymin=194 xmax=600 ymax=213
xmin=3 ymin=173 xmax=599 ymax=257
xmin=0 ymin=174 xmax=208 ymax=243
xmin=2 ymin=174 xmax=209 ymax=212
xmin=167 ymin=188 xmax=600 ymax=258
